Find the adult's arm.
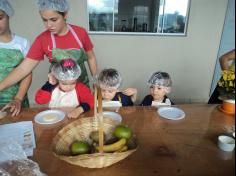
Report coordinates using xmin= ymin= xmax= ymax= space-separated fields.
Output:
xmin=86 ymin=50 xmax=97 ymax=76
xmin=0 ymin=58 xmax=39 ymax=91
xmin=15 ymin=73 xmax=32 ymax=101
xmin=220 ymin=49 xmax=235 ymax=70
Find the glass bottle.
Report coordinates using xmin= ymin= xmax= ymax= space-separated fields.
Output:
xmin=133 ymin=17 xmax=138 ymax=32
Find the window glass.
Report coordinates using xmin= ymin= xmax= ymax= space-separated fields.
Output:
xmin=88 ymin=0 xmax=190 ymax=35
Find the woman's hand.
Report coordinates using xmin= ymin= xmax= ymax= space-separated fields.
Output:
xmin=48 ymin=73 xmax=58 ymax=85
xmin=1 ymin=98 xmax=22 ymax=117
xmin=67 ymin=107 xmax=84 ymax=119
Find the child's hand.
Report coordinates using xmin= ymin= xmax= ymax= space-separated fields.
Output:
xmin=48 ymin=73 xmax=58 ymax=85
xmin=122 ymin=88 xmax=138 ymax=102
xmin=122 ymin=88 xmax=137 ymax=96
xmin=67 ymin=107 xmax=84 ymax=119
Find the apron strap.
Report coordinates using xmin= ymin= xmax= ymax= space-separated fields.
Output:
xmin=51 ymin=33 xmax=57 ymax=48
xmin=67 ymin=25 xmax=83 ymax=48
xmin=51 ymin=24 xmax=83 ymax=49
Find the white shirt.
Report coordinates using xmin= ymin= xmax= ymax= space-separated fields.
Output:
xmin=0 ymin=34 xmax=30 ymax=56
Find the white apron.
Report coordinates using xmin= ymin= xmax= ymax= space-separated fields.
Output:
xmin=49 ymin=87 xmax=79 ymax=108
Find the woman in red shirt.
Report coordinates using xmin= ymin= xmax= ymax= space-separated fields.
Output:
xmin=0 ymin=0 xmax=97 ymax=92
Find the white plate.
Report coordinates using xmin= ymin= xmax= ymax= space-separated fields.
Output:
xmin=158 ymin=107 xmax=185 ymax=120
xmin=34 ymin=110 xmax=65 ymax=125
xmin=102 ymin=101 xmax=122 ymax=108
xmin=102 ymin=111 xmax=122 ymax=122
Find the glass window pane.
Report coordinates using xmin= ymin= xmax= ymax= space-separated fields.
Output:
xmin=88 ymin=0 xmax=190 ymax=35
xmin=88 ymin=0 xmax=114 ymax=32
xmin=162 ymin=0 xmax=189 ymax=33
xmin=114 ymin=0 xmax=154 ymax=32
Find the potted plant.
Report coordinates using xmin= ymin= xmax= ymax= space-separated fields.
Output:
xmin=217 ymin=70 xmax=235 ymax=114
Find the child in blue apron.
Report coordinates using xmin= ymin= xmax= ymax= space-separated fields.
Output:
xmin=140 ymin=71 xmax=174 ymax=107
xmin=97 ymin=68 xmax=137 ymax=107
xmin=0 ymin=0 xmax=32 ymax=116
xmin=0 ymin=0 xmax=97 ymax=101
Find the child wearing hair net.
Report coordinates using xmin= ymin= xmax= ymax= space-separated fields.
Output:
xmin=97 ymin=68 xmax=137 ymax=106
xmin=140 ymin=71 xmax=174 ymax=106
xmin=0 ymin=0 xmax=32 ymax=117
xmin=35 ymin=59 xmax=94 ymax=118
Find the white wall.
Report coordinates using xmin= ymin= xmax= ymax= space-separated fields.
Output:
xmin=9 ymin=0 xmax=228 ymax=105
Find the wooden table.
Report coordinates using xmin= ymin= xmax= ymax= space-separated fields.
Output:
xmin=0 ymin=104 xmax=235 ymax=176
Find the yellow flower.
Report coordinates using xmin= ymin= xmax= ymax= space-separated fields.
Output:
xmin=223 ymin=74 xmax=228 ymax=81
xmin=218 ymin=81 xmax=223 ymax=87
xmin=230 ymin=74 xmax=235 ymax=80
xmin=229 ymin=81 xmax=234 ymax=87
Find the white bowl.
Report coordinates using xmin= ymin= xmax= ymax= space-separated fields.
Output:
xmin=102 ymin=111 xmax=122 ymax=122
xmin=218 ymin=135 xmax=235 ymax=152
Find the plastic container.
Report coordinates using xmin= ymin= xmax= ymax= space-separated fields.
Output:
xmin=218 ymin=135 xmax=235 ymax=152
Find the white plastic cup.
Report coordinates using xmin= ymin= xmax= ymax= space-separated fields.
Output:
xmin=218 ymin=135 xmax=235 ymax=152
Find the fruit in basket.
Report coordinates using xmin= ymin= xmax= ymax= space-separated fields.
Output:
xmin=114 ymin=125 xmax=132 ymax=140
xmin=70 ymin=141 xmax=91 ymax=155
xmin=127 ymin=137 xmax=138 ymax=150
xmin=117 ymin=145 xmax=128 ymax=152
xmin=89 ymin=130 xmax=105 ymax=143
xmin=95 ymin=138 xmax=126 ymax=153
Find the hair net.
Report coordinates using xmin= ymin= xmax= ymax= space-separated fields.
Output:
xmin=0 ymin=0 xmax=14 ymax=17
xmin=148 ymin=71 xmax=172 ymax=88
xmin=37 ymin=0 xmax=69 ymax=12
xmin=98 ymin=68 xmax=122 ymax=89
xmin=51 ymin=59 xmax=81 ymax=81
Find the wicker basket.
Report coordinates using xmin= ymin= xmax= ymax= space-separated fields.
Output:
xmin=52 ymin=117 xmax=137 ymax=168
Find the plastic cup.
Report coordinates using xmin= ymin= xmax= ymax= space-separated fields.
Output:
xmin=218 ymin=135 xmax=235 ymax=152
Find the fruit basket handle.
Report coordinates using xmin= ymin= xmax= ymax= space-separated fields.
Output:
xmin=97 ymin=86 xmax=104 ymax=153
xmin=94 ymin=85 xmax=97 ymax=119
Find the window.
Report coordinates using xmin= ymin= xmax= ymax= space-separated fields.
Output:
xmin=88 ymin=0 xmax=191 ymax=35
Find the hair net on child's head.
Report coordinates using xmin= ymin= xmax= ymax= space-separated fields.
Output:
xmin=148 ymin=71 xmax=172 ymax=87
xmin=37 ymin=0 xmax=69 ymax=12
xmin=0 ymin=0 xmax=14 ymax=17
xmin=98 ymin=68 xmax=122 ymax=89
xmin=51 ymin=59 xmax=81 ymax=81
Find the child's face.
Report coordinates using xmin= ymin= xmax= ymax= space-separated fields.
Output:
xmin=100 ymin=85 xmax=118 ymax=101
xmin=150 ymin=85 xmax=167 ymax=101
xmin=0 ymin=10 xmax=9 ymax=35
xmin=59 ymin=80 xmax=76 ymax=92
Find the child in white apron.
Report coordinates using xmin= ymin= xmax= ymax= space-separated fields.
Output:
xmin=35 ymin=59 xmax=94 ymax=118
xmin=140 ymin=71 xmax=174 ymax=107
xmin=97 ymin=68 xmax=137 ymax=107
